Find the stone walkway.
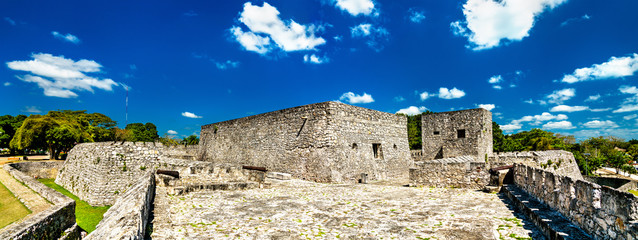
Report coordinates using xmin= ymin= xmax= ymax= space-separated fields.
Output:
xmin=150 ymin=179 xmax=544 ymax=239
xmin=0 ymin=168 xmax=51 ymax=214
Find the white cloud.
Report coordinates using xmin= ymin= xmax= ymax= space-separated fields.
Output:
xmin=583 ymin=120 xmax=618 ymax=129
xmin=545 ymin=88 xmax=575 ymax=104
xmin=508 ymin=112 xmax=568 ymax=128
xmin=590 ymin=108 xmax=611 ymax=112
xmin=6 ymin=53 xmax=118 ymax=98
xmin=614 ymin=85 xmax=638 ymax=113
xmin=624 ymin=114 xmax=638 ymax=120
xmin=500 ymin=123 xmax=522 ymax=131
xmin=350 ymin=23 xmax=389 ymax=51
xmin=396 ymin=106 xmax=428 ymax=115
xmin=52 ymin=31 xmax=80 ymax=44
xmin=303 ymin=54 xmax=329 ymax=64
xmin=438 ymin=87 xmax=465 ymax=99
xmin=408 ymin=8 xmax=425 ymax=23
xmin=543 ymin=121 xmax=575 ymax=130
xmin=477 ymin=104 xmax=495 ymax=111
xmin=4 ymin=17 xmax=16 ymax=26
xmin=560 ymin=14 xmax=590 ymax=27
xmin=3 ymin=82 xmax=10 ymax=87
xmin=488 ymin=75 xmax=503 ymax=89
xmin=585 ymin=94 xmax=601 ymax=102
xmin=339 ymin=92 xmax=374 ymax=104
xmin=215 ymin=60 xmax=240 ymax=69
xmin=524 ymin=99 xmax=534 ymax=104
xmin=182 ymin=112 xmax=203 ymax=118
xmin=393 ymin=96 xmax=405 ymax=102
xmin=420 ymin=87 xmax=466 ymax=100
xmin=335 ymin=0 xmax=376 ymax=16
xmin=230 ymin=2 xmax=326 ymax=55
xmin=561 ymin=53 xmax=638 ymax=83
xmin=550 ymin=105 xmax=589 ymax=112
xmin=167 ymin=130 xmax=178 ymax=135
xmin=21 ymin=106 xmax=41 ymax=113
xmin=451 ymin=0 xmax=566 ymax=50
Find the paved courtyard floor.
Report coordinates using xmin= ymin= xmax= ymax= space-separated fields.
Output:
xmin=150 ymin=179 xmax=544 ymax=240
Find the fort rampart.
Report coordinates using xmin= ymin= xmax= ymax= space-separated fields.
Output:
xmin=513 ymin=164 xmax=638 ymax=239
xmin=199 ymin=101 xmax=412 ymax=183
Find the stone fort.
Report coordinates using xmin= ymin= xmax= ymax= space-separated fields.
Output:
xmin=0 ymin=101 xmax=635 ymax=239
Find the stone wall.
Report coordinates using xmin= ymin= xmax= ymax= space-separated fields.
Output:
xmin=86 ymin=172 xmax=155 ymax=240
xmin=57 ymin=142 xmax=206 ymax=206
xmin=0 ymin=164 xmax=78 ymax=240
xmin=490 ymin=150 xmax=583 ymax=180
xmin=199 ymin=101 xmax=412 ymax=183
xmin=513 ymin=164 xmax=638 ymax=239
xmin=421 ymin=108 xmax=492 ymax=160
xmin=9 ymin=161 xmax=64 ymax=179
xmin=409 ymin=156 xmax=490 ymax=188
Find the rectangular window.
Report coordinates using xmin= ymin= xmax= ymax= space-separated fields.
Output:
xmin=457 ymin=129 xmax=466 ymax=138
xmin=372 ymin=143 xmax=383 ymax=159
xmin=433 ymin=131 xmax=440 ymax=135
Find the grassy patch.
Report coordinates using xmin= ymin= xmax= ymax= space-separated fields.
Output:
xmin=0 ymin=180 xmax=31 ymax=228
xmin=38 ymin=179 xmax=110 ymax=233
xmin=629 ymin=189 xmax=638 ymax=196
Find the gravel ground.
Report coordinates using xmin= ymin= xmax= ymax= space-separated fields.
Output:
xmin=150 ymin=179 xmax=544 ymax=240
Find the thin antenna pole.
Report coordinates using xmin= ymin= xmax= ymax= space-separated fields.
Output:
xmin=125 ymin=85 xmax=129 ymax=126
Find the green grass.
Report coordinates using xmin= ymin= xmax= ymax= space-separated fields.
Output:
xmin=38 ymin=179 xmax=110 ymax=233
xmin=0 ymin=180 xmax=31 ymax=228
xmin=629 ymin=189 xmax=638 ymax=196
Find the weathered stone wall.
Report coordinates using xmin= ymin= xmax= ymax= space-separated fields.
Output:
xmin=421 ymin=108 xmax=492 ymax=160
xmin=199 ymin=101 xmax=412 ymax=183
xmin=57 ymin=142 xmax=202 ymax=206
xmin=409 ymin=156 xmax=490 ymax=188
xmin=513 ymin=164 xmax=638 ymax=239
xmin=1 ymin=164 xmax=78 ymax=240
xmin=9 ymin=161 xmax=64 ymax=179
xmin=490 ymin=150 xmax=583 ymax=180
xmin=86 ymin=172 xmax=155 ymax=240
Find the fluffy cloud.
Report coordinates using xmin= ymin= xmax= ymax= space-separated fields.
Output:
xmin=230 ymin=2 xmax=326 ymax=55
xmin=624 ymin=114 xmax=638 ymax=120
xmin=585 ymin=94 xmax=601 ymax=102
xmin=614 ymin=85 xmax=638 ymax=113
xmin=407 ymin=8 xmax=425 ymax=23
xmin=3 ymin=82 xmax=10 ymax=87
xmin=502 ymin=112 xmax=569 ymax=132
xmin=560 ymin=14 xmax=590 ymax=27
xmin=500 ymin=124 xmax=522 ymax=131
xmin=420 ymin=87 xmax=466 ymax=100
xmin=21 ymin=106 xmax=41 ymax=113
xmin=396 ymin=106 xmax=428 ymax=115
xmin=167 ymin=130 xmax=178 ymax=135
xmin=215 ymin=60 xmax=240 ymax=70
xmin=6 ymin=53 xmax=118 ymax=98
xmin=339 ymin=92 xmax=374 ymax=104
xmin=438 ymin=87 xmax=465 ymax=99
xmin=487 ymin=75 xmax=503 ymax=89
xmin=335 ymin=0 xmax=376 ymax=16
xmin=350 ymin=23 xmax=389 ymax=51
xmin=545 ymin=88 xmax=575 ymax=105
xmin=543 ymin=120 xmax=575 ymax=130
xmin=583 ymin=120 xmax=618 ymax=129
xmin=182 ymin=112 xmax=203 ymax=118
xmin=550 ymin=105 xmax=589 ymax=112
xmin=303 ymin=54 xmax=329 ymax=64
xmin=52 ymin=31 xmax=80 ymax=44
xmin=451 ymin=0 xmax=566 ymax=50
xmin=477 ymin=104 xmax=495 ymax=111
xmin=561 ymin=53 xmax=638 ymax=83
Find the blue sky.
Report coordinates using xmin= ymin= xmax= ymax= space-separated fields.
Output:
xmin=1 ymin=0 xmax=637 ymax=140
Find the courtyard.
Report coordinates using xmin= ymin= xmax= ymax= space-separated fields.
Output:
xmin=150 ymin=179 xmax=543 ymax=239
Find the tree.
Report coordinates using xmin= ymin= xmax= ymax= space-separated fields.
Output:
xmin=125 ymin=123 xmax=159 ymax=142
xmin=607 ymin=150 xmax=631 ymax=174
xmin=10 ymin=115 xmax=90 ymax=159
xmin=492 ymin=122 xmax=505 ymax=152
xmin=158 ymin=134 xmax=180 ymax=146
xmin=181 ymin=135 xmax=199 ymax=145
xmin=113 ymin=127 xmax=133 ymax=141
xmin=397 ymin=111 xmax=433 ymax=150
xmin=0 ymin=115 xmax=27 ymax=154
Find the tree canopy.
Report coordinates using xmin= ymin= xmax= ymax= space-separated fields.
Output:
xmin=125 ymin=123 xmax=159 ymax=142
xmin=397 ymin=111 xmax=433 ymax=150
xmin=0 ymin=115 xmax=27 ymax=153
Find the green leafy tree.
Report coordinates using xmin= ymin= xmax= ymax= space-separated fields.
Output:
xmin=607 ymin=150 xmax=632 ymax=174
xmin=397 ymin=111 xmax=433 ymax=150
xmin=181 ymin=135 xmax=200 ymax=145
xmin=10 ymin=115 xmax=90 ymax=159
xmin=492 ymin=122 xmax=506 ymax=152
xmin=158 ymin=134 xmax=180 ymax=146
xmin=0 ymin=115 xmax=27 ymax=154
xmin=125 ymin=123 xmax=159 ymax=142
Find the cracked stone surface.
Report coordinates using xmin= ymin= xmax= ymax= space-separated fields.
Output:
xmin=150 ymin=179 xmax=544 ymax=240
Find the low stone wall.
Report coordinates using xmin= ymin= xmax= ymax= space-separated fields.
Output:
xmin=409 ymin=156 xmax=490 ymax=188
xmin=0 ymin=164 xmax=77 ymax=240
xmin=8 ymin=161 xmax=64 ymax=179
xmin=85 ymin=171 xmax=155 ymax=240
xmin=513 ymin=164 xmax=638 ymax=239
xmin=490 ymin=150 xmax=583 ymax=180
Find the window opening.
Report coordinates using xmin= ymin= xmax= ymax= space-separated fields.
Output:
xmin=433 ymin=131 xmax=440 ymax=135
xmin=372 ymin=143 xmax=383 ymax=159
xmin=457 ymin=129 xmax=466 ymax=138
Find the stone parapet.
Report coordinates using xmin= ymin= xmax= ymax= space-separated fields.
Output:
xmin=491 ymin=150 xmax=583 ymax=180
xmin=409 ymin=156 xmax=490 ymax=188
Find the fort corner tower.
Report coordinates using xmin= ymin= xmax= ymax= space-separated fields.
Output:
xmin=421 ymin=108 xmax=493 ymax=160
